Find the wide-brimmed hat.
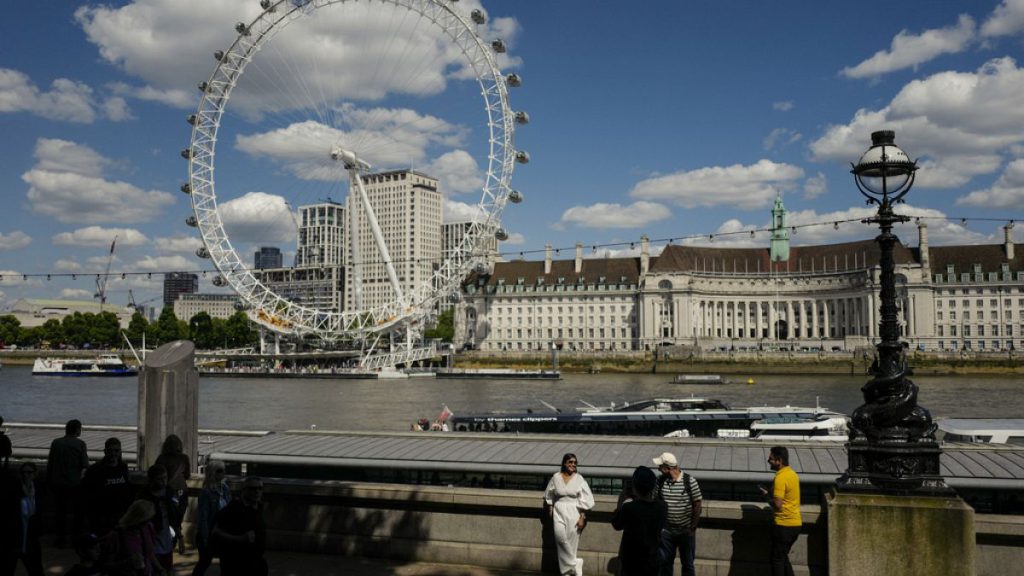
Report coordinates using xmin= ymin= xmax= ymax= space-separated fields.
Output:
xmin=118 ymin=500 xmax=155 ymax=528
xmin=652 ymin=452 xmax=678 ymax=467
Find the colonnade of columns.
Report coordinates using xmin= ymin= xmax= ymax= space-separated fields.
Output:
xmin=688 ymin=295 xmax=881 ymax=340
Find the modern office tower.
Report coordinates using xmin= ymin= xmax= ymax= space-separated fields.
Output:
xmin=295 ymin=200 xmax=346 ymax=268
xmin=256 ymin=200 xmax=347 ymax=314
xmin=163 ymin=272 xmax=198 ymax=307
xmin=442 ymin=221 xmax=500 ymax=264
xmin=254 ymin=246 xmax=283 ymax=270
xmin=344 ymin=169 xmax=442 ymax=312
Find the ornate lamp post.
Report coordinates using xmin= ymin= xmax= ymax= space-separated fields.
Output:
xmin=838 ymin=130 xmax=950 ymax=494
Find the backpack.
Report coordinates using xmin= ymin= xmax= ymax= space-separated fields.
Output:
xmin=657 ymin=472 xmax=699 ymax=529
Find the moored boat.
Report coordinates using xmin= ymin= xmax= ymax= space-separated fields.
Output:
xmin=750 ymin=414 xmax=849 ymax=442
xmin=436 ymin=368 xmax=560 ymax=380
xmin=447 ymin=397 xmax=844 ymax=438
xmin=32 ymin=354 xmax=138 ymax=377
xmin=938 ymin=419 xmax=1024 ymax=444
xmin=672 ymin=374 xmax=727 ymax=384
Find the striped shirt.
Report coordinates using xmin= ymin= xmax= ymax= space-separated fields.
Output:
xmin=657 ymin=473 xmax=702 ymax=533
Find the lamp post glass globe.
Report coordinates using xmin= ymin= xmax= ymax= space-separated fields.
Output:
xmin=851 ymin=130 xmax=917 ymax=202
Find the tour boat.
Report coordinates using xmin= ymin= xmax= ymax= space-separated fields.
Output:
xmin=938 ymin=419 xmax=1024 ymax=444
xmin=446 ymin=397 xmax=845 ymax=438
xmin=435 ymin=368 xmax=560 ymax=380
xmin=672 ymin=374 xmax=728 ymax=384
xmin=32 ymin=354 xmax=138 ymax=377
xmin=750 ymin=413 xmax=850 ymax=442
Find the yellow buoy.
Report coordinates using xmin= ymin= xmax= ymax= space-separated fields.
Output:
xmin=747 ymin=378 xmax=755 ymax=385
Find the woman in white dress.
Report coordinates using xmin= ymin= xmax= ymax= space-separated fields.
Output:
xmin=544 ymin=453 xmax=595 ymax=575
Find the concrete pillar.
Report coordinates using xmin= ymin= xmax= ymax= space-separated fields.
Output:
xmin=868 ymin=295 xmax=876 ymax=339
xmin=824 ymin=299 xmax=831 ymax=338
xmin=812 ymin=300 xmax=819 ymax=338
xmin=786 ymin=300 xmax=794 ymax=339
xmin=138 ymin=340 xmax=198 ymax=473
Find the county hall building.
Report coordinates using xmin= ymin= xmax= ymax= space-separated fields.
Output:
xmin=455 ymin=198 xmax=1024 ymax=354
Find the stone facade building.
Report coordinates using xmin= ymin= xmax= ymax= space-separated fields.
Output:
xmin=455 ymin=211 xmax=1023 ymax=354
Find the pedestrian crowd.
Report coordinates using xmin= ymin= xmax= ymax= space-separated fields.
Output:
xmin=1 ymin=418 xmax=267 ymax=576
xmin=545 ymin=446 xmax=801 ymax=576
xmin=2 ymin=413 xmax=803 ymax=576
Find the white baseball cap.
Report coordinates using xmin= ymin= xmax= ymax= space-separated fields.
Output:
xmin=652 ymin=452 xmax=678 ymax=467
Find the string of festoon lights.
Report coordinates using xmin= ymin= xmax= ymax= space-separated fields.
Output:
xmin=0 ymin=214 xmax=1020 ymax=283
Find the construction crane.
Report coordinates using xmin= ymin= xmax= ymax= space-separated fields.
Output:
xmin=95 ymin=235 xmax=117 ymax=311
xmin=127 ymin=289 xmax=161 ymax=316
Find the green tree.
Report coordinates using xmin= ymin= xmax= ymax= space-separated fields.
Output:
xmin=89 ymin=311 xmax=121 ymax=348
xmin=424 ymin=308 xmax=454 ymax=342
xmin=40 ymin=319 xmax=64 ymax=347
xmin=154 ymin=307 xmax=186 ymax=344
xmin=18 ymin=326 xmax=42 ymax=347
xmin=61 ymin=312 xmax=92 ymax=347
xmin=126 ymin=312 xmax=148 ymax=344
xmin=210 ymin=317 xmax=228 ymax=350
xmin=188 ymin=312 xmax=215 ymax=349
xmin=224 ymin=312 xmax=257 ymax=348
xmin=0 ymin=315 xmax=20 ymax=346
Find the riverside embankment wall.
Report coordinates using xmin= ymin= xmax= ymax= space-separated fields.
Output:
xmin=181 ymin=479 xmax=1024 ymax=576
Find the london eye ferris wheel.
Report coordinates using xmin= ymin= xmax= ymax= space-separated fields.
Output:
xmin=182 ymin=0 xmax=526 ymax=342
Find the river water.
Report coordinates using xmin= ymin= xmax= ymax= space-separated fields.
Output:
xmin=1 ymin=365 xmax=1022 ymax=432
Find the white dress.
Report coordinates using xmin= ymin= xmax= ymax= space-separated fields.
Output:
xmin=544 ymin=472 xmax=595 ymax=575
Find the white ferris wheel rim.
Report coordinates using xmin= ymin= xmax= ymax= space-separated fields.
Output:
xmin=185 ymin=0 xmax=517 ymax=340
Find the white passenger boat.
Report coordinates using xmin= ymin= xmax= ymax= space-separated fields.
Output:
xmin=750 ymin=414 xmax=850 ymax=442
xmin=938 ymin=419 xmax=1024 ymax=444
xmin=32 ymin=354 xmax=138 ymax=377
xmin=672 ymin=374 xmax=728 ymax=384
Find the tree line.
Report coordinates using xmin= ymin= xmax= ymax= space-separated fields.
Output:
xmin=0 ymin=307 xmax=258 ymax=351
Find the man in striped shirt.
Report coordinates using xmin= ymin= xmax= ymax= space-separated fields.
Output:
xmin=653 ymin=451 xmax=702 ymax=576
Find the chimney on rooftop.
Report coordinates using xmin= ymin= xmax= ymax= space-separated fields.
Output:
xmin=544 ymin=244 xmax=552 ymax=274
xmin=1006 ymin=223 xmax=1015 ymax=261
xmin=640 ymin=235 xmax=650 ymax=276
xmin=918 ymin=222 xmax=930 ymax=282
xmin=575 ymin=243 xmax=583 ymax=274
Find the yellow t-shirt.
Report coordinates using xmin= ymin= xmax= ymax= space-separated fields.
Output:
xmin=772 ymin=465 xmax=802 ymax=527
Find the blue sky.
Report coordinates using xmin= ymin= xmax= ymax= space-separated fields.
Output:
xmin=2 ymin=0 xmax=1024 ymax=310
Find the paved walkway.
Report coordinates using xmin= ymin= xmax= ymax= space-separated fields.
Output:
xmin=19 ymin=544 xmax=537 ymax=576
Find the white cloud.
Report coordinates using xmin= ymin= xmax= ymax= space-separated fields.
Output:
xmin=235 ymin=107 xmax=468 ymax=180
xmin=54 ymin=259 xmax=82 ymax=272
xmin=22 ymin=139 xmax=175 ymax=224
xmin=444 ymin=199 xmax=486 ymax=223
xmin=0 ymin=68 xmax=131 ymax=123
xmin=811 ymin=58 xmax=1024 ymax=191
xmin=957 ymin=158 xmax=1024 ymax=208
xmin=76 ymin=0 xmax=520 ymax=116
xmin=0 ymin=270 xmax=25 ymax=286
xmin=424 ymin=150 xmax=483 ymax=195
xmin=841 ymin=15 xmax=976 ymax=79
xmin=52 ymin=226 xmax=148 ymax=248
xmin=0 ymin=290 xmax=5 ymax=305
xmin=559 ymin=201 xmax=671 ymax=229
xmin=218 ymin=191 xmax=297 ymax=243
xmin=154 ymin=235 xmax=203 ymax=253
xmin=61 ymin=288 xmax=95 ymax=300
xmin=803 ymin=172 xmax=827 ymax=200
xmin=503 ymin=232 xmax=525 ymax=246
xmin=133 ymin=255 xmax=195 ymax=271
xmin=763 ymin=128 xmax=802 ymax=151
xmin=0 ymin=231 xmax=31 ymax=250
xmin=772 ymin=101 xmax=794 ymax=112
xmin=630 ymin=160 xmax=804 ymax=210
xmin=982 ymin=0 xmax=1024 ymax=37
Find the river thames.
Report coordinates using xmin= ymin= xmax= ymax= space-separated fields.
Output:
xmin=2 ymin=365 xmax=1022 ymax=431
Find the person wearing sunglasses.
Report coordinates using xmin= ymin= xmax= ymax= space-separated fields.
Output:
xmin=544 ymin=453 xmax=594 ymax=575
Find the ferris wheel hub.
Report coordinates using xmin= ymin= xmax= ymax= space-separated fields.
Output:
xmin=330 ymin=146 xmax=371 ymax=172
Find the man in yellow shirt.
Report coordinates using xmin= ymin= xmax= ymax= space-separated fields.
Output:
xmin=759 ymin=446 xmax=801 ymax=576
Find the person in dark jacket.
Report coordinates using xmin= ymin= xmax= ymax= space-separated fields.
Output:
xmin=47 ymin=419 xmax=88 ymax=547
xmin=191 ymin=460 xmax=230 ymax=576
xmin=153 ymin=434 xmax=190 ymax=555
xmin=612 ymin=466 xmax=668 ymax=576
xmin=136 ymin=465 xmax=178 ymax=573
xmin=212 ymin=477 xmax=267 ymax=576
xmin=1 ymin=462 xmax=44 ymax=576
xmin=83 ymin=437 xmax=133 ymax=536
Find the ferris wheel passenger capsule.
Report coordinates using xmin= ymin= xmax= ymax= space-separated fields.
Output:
xmin=506 ymin=73 xmax=522 ymax=87
xmin=448 ymin=292 xmax=462 ymax=303
xmin=197 ymin=82 xmax=209 ymax=92
xmin=213 ymin=275 xmax=227 ymax=287
xmin=196 ymin=246 xmax=210 ymax=259
xmin=474 ymin=262 xmax=490 ymax=275
xmin=495 ymin=228 xmax=509 ymax=241
xmin=508 ymin=189 xmax=523 ymax=204
xmin=235 ymin=22 xmax=250 ymax=36
xmin=491 ymin=39 xmax=506 ymax=53
xmin=180 ymin=149 xmax=192 ymax=159
xmin=214 ymin=50 xmax=225 ymax=62
xmin=185 ymin=215 xmax=197 ymax=227
xmin=471 ymin=9 xmax=486 ymax=24
xmin=260 ymin=0 xmax=272 ymax=9
xmin=514 ymin=111 xmax=529 ymax=124
xmin=515 ymin=151 xmax=530 ymax=164
xmin=180 ymin=183 xmax=191 ymax=194
xmin=186 ymin=114 xmax=197 ymax=125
